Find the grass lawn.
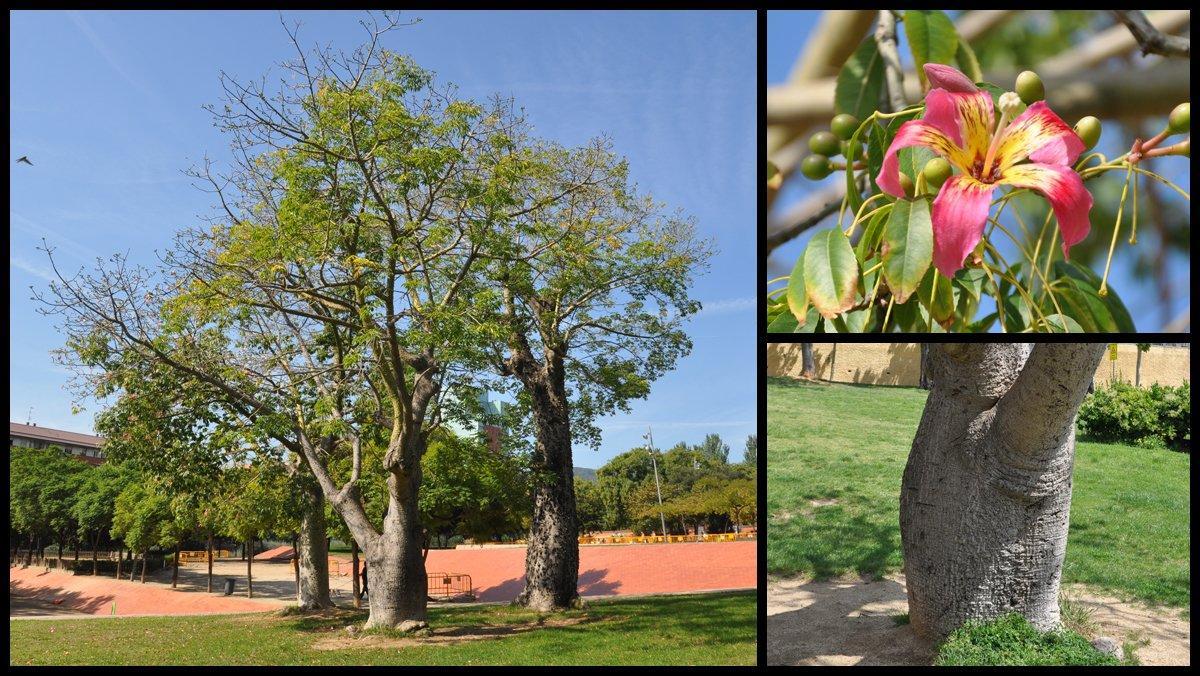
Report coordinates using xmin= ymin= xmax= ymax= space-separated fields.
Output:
xmin=8 ymin=591 xmax=755 ymax=666
xmin=767 ymin=378 xmax=1190 ymax=608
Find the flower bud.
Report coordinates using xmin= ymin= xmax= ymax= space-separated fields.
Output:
xmin=922 ymin=157 xmax=952 ymax=189
xmin=831 ymin=114 xmax=860 ymax=141
xmin=1173 ymin=138 xmax=1189 ymax=157
xmin=1015 ymin=70 xmax=1044 ymax=105
xmin=808 ymin=131 xmax=842 ymax=157
xmin=898 ymin=173 xmax=914 ymax=197
xmin=1074 ymin=116 xmax=1102 ymax=151
xmin=801 ymin=154 xmax=832 ymax=180
xmin=1168 ymin=102 xmax=1190 ymax=134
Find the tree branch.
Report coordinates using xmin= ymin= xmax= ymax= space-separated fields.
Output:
xmin=766 ymin=176 xmax=863 ymax=255
xmin=1110 ymin=10 xmax=1190 ymax=58
xmin=875 ymin=10 xmax=908 ymax=113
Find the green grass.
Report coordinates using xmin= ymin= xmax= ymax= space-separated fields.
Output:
xmin=767 ymin=379 xmax=1190 ymax=607
xmin=933 ymin=614 xmax=1124 ymax=666
xmin=8 ymin=591 xmax=755 ymax=666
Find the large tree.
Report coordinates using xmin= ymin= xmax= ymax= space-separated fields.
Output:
xmin=899 ymin=343 xmax=1106 ymax=642
xmin=476 ymin=136 xmax=713 ymax=610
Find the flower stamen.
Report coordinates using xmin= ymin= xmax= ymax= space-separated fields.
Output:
xmin=981 ymin=92 xmax=1024 ymax=180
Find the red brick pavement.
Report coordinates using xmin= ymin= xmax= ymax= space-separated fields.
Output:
xmin=9 ymin=565 xmax=282 ymax=617
xmin=344 ymin=540 xmax=757 ymax=602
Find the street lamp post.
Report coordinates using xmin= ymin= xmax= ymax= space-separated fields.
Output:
xmin=644 ymin=427 xmax=668 ymax=540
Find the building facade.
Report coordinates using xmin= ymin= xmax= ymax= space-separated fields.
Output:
xmin=9 ymin=422 xmax=105 ymax=466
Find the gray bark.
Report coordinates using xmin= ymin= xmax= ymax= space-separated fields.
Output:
xmin=508 ymin=348 xmax=580 ymax=612
xmin=801 ymin=343 xmax=817 ymax=379
xmin=361 ymin=469 xmax=428 ymax=629
xmin=900 ymin=343 xmax=1106 ymax=643
xmin=295 ymin=480 xmax=334 ymax=610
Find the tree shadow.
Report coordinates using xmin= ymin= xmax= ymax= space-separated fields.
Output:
xmin=475 ymin=568 xmax=621 ymax=602
xmin=767 ymin=576 xmax=930 ymax=666
xmin=9 ymin=579 xmax=116 ymax=616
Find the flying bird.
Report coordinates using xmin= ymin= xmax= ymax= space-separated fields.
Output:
xmin=17 ymin=156 xmax=33 ymax=165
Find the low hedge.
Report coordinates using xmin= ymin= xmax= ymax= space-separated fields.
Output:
xmin=68 ymin=554 xmax=167 ymax=576
xmin=1077 ymin=381 xmax=1190 ymax=450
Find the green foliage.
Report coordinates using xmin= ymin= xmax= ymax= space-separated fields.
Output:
xmin=767 ymin=379 xmax=1190 ymax=607
xmin=110 ymin=482 xmax=172 ymax=555
xmin=834 ymin=37 xmax=884 ymax=122
xmin=574 ymin=477 xmax=606 ymax=535
xmin=904 ymin=10 xmax=958 ymax=88
xmin=1077 ymin=380 xmax=1191 ymax=450
xmin=933 ymin=614 xmax=1121 ymax=666
xmin=420 ymin=432 xmax=530 ymax=544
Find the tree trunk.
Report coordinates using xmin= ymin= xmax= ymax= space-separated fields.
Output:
xmin=900 ymin=343 xmax=1106 ymax=643
xmin=24 ymin=534 xmax=34 ymax=566
xmin=801 ymin=343 xmax=817 ymax=379
xmin=116 ymin=545 xmax=123 ymax=579
xmin=172 ymin=543 xmax=180 ymax=588
xmin=361 ymin=468 xmax=428 ymax=630
xmin=73 ymin=539 xmax=80 ymax=562
xmin=919 ymin=343 xmax=932 ymax=389
xmin=140 ymin=550 xmax=147 ymax=583
xmin=92 ymin=533 xmax=100 ymax=575
xmin=207 ymin=534 xmax=214 ymax=593
xmin=13 ymin=537 xmax=22 ymax=565
xmin=1135 ymin=349 xmax=1142 ymax=387
xmin=293 ymin=535 xmax=301 ymax=597
xmin=57 ymin=536 xmax=64 ymax=570
xmin=515 ymin=358 xmax=580 ymax=612
xmin=352 ymin=540 xmax=361 ymax=609
xmin=295 ymin=480 xmax=334 ymax=610
xmin=247 ymin=539 xmax=253 ymax=598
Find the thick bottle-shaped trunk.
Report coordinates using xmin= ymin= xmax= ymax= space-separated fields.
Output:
xmin=517 ymin=365 xmax=580 ymax=612
xmin=295 ymin=481 xmax=334 ymax=610
xmin=900 ymin=343 xmax=1105 ymax=642
xmin=362 ymin=469 xmax=428 ymax=630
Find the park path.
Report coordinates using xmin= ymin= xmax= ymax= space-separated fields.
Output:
xmin=409 ymin=540 xmax=757 ymax=602
xmin=10 ymin=541 xmax=755 ymax=617
xmin=9 ymin=565 xmax=285 ymax=618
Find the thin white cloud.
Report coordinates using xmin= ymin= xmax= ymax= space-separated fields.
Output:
xmin=693 ymin=296 xmax=756 ymax=317
xmin=600 ymin=419 xmax=753 ymax=431
xmin=66 ymin=11 xmax=158 ymax=102
xmin=11 ymin=212 xmax=99 ymax=263
xmin=10 ymin=256 xmax=56 ymax=282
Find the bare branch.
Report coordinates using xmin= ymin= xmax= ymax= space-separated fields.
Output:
xmin=1110 ymin=10 xmax=1190 ymax=58
xmin=875 ymin=11 xmax=907 ymax=113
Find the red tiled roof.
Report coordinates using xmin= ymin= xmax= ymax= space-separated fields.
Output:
xmin=9 ymin=422 xmax=104 ymax=449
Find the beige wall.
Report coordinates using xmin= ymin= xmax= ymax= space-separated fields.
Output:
xmin=767 ymin=343 xmax=1189 ymax=388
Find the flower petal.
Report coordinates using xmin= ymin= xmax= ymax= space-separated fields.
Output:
xmin=931 ymin=175 xmax=995 ymax=277
xmin=1000 ymin=163 xmax=1093 ymax=256
xmin=923 ymin=64 xmax=977 ymax=93
xmin=948 ymin=89 xmax=995 ymax=161
xmin=876 ymin=120 xmax=961 ymax=198
xmin=997 ymin=101 xmax=1086 ymax=170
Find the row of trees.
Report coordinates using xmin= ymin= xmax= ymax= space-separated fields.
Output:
xmin=576 ymin=434 xmax=757 ymax=536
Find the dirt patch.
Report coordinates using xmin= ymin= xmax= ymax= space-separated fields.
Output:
xmin=311 ymin=614 xmax=602 ymax=651
xmin=809 ymin=498 xmax=839 ymax=508
xmin=767 ymin=573 xmax=1189 ymax=666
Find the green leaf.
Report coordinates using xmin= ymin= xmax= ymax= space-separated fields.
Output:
xmin=965 ymin=311 xmax=998 ymax=333
xmin=867 ymin=122 xmax=887 ymax=194
xmin=952 ymin=267 xmax=988 ymax=301
xmin=767 ymin=310 xmax=798 ymax=333
xmin=881 ymin=198 xmax=933 ymax=304
xmin=1040 ymin=313 xmax=1086 ymax=334
xmin=1049 ymin=281 xmax=1117 ymax=333
xmin=889 ymin=297 xmax=923 ymax=332
xmin=955 ymin=39 xmax=983 ymax=83
xmin=917 ymin=267 xmax=955 ymax=328
xmin=835 ymin=37 xmax=885 ymax=122
xmin=1000 ymin=294 xmax=1030 ymax=333
xmin=905 ymin=10 xmax=959 ymax=88
xmin=856 ymin=207 xmax=890 ymax=264
xmin=1053 ymin=261 xmax=1136 ymax=332
xmin=793 ymin=307 xmax=823 ymax=333
xmin=804 ymin=228 xmax=860 ymax=319
xmin=899 ymin=146 xmax=936 ymax=182
xmin=786 ymin=255 xmax=808 ymax=325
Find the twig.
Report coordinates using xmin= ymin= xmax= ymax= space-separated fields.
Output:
xmin=767 ymin=173 xmax=869 ymax=255
xmin=766 ymin=197 xmax=845 ymax=255
xmin=875 ymin=11 xmax=908 ymax=113
xmin=1110 ymin=10 xmax=1190 ymax=58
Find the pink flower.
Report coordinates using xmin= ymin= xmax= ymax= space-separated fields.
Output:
xmin=877 ymin=64 xmax=1093 ymax=277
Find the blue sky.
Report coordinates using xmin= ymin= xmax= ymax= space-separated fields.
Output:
xmin=9 ymin=10 xmax=757 ymax=466
xmin=768 ymin=11 xmax=1190 ymax=332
